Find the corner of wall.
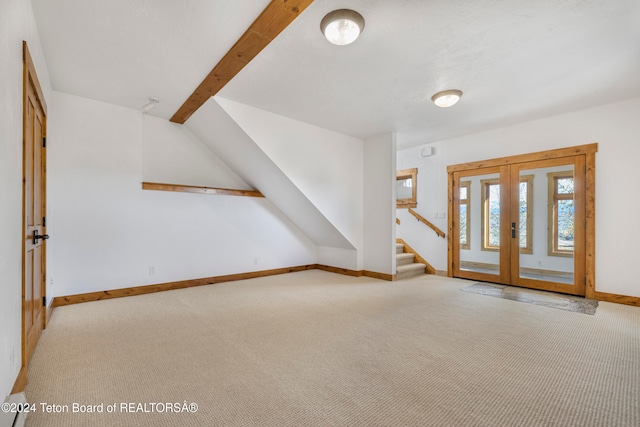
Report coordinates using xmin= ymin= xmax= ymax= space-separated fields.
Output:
xmin=363 ymin=132 xmax=396 ymax=275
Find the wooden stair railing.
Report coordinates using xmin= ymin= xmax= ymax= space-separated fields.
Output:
xmin=407 ymin=208 xmax=446 ymax=238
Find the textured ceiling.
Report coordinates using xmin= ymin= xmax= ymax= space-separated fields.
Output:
xmin=32 ymin=0 xmax=640 ymax=148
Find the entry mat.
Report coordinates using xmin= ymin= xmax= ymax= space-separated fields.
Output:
xmin=461 ymin=283 xmax=598 ymax=315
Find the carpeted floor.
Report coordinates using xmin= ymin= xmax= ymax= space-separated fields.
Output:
xmin=24 ymin=271 xmax=640 ymax=426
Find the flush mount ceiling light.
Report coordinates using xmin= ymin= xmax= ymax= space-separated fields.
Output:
xmin=431 ymin=90 xmax=463 ymax=108
xmin=320 ymin=9 xmax=365 ymax=46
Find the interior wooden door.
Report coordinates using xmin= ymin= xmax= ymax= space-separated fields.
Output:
xmin=449 ymin=145 xmax=595 ymax=297
xmin=21 ymin=42 xmax=48 ymax=386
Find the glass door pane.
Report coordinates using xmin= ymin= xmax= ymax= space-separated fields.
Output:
xmin=516 ymin=161 xmax=580 ymax=293
xmin=455 ymin=169 xmax=507 ymax=283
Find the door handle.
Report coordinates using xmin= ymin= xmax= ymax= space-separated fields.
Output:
xmin=511 ymin=222 xmax=517 ymax=238
xmin=33 ymin=230 xmax=49 ymax=244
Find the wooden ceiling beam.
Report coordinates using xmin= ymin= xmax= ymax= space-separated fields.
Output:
xmin=170 ymin=0 xmax=314 ymax=124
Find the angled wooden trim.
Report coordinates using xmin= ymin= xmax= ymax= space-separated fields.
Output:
xmin=170 ymin=0 xmax=314 ymax=124
xmin=446 ymin=143 xmax=598 ymax=173
xmin=396 ymin=238 xmax=435 ymax=274
xmin=142 ymin=182 xmax=264 ymax=198
xmin=396 ymin=218 xmax=400 ymax=225
xmin=594 ymin=291 xmax=640 ymax=308
xmin=407 ymin=208 xmax=446 ymax=238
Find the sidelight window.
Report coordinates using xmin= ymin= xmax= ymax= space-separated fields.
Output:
xmin=548 ymin=171 xmax=574 ymax=256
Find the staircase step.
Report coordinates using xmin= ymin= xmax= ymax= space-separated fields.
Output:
xmin=396 ymin=243 xmax=405 ymax=254
xmin=396 ymin=252 xmax=415 ymax=266
xmin=396 ymin=263 xmax=427 ymax=280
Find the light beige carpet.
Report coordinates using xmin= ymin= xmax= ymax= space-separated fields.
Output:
xmin=24 ymin=271 xmax=640 ymax=426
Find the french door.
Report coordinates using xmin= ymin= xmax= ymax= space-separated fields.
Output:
xmin=448 ymin=145 xmax=596 ymax=296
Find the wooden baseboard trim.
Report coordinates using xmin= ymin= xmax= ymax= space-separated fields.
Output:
xmin=362 ymin=270 xmax=396 ymax=281
xmin=53 ymin=265 xmax=316 ymax=307
xmin=594 ymin=291 xmax=640 ymax=308
xmin=315 ymin=264 xmax=395 ymax=281
xmin=315 ymin=264 xmax=361 ymax=277
xmin=44 ymin=266 xmax=640 ymax=310
xmin=52 ymin=264 xmax=397 ymax=307
xmin=11 ymin=366 xmax=27 ymax=394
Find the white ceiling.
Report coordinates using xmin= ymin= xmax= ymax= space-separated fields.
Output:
xmin=32 ymin=0 xmax=640 ymax=148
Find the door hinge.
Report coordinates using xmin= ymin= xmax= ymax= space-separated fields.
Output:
xmin=42 ymin=137 xmax=46 ymax=148
xmin=42 ymin=296 xmax=46 ymax=307
xmin=43 ymin=216 xmax=46 ymax=227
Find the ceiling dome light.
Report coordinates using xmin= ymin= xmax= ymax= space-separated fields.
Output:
xmin=431 ymin=90 xmax=463 ymax=108
xmin=320 ymin=9 xmax=365 ymax=46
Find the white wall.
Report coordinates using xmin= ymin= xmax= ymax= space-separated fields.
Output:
xmin=0 ymin=0 xmax=52 ymax=398
xmin=397 ymin=96 xmax=640 ymax=297
xmin=216 ymin=97 xmax=365 ymax=268
xmin=364 ymin=133 xmax=397 ymax=275
xmin=187 ymin=99 xmax=356 ymax=266
xmin=142 ymin=115 xmax=251 ymax=190
xmin=49 ymin=92 xmax=317 ymax=297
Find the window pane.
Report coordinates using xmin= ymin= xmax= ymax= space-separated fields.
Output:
xmin=460 ymin=205 xmax=467 ymax=245
xmin=488 ymin=184 xmax=500 ymax=247
xmin=519 ymin=182 xmax=527 ymax=248
xmin=557 ymin=199 xmax=574 ymax=251
xmin=460 ymin=186 xmax=468 ymax=200
xmin=557 ymin=177 xmax=574 ymax=194
xmin=396 ymin=179 xmax=412 ymax=199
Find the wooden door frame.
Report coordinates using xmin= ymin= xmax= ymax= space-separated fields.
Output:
xmin=447 ymin=143 xmax=597 ymax=297
xmin=13 ymin=41 xmax=48 ymax=394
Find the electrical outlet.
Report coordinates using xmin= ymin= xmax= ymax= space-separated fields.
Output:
xmin=149 ymin=266 xmax=156 ymax=275
xmin=537 ymin=260 xmax=542 ymax=266
xmin=49 ymin=277 xmax=54 ymax=287
xmin=253 ymin=258 xmax=258 ymax=265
